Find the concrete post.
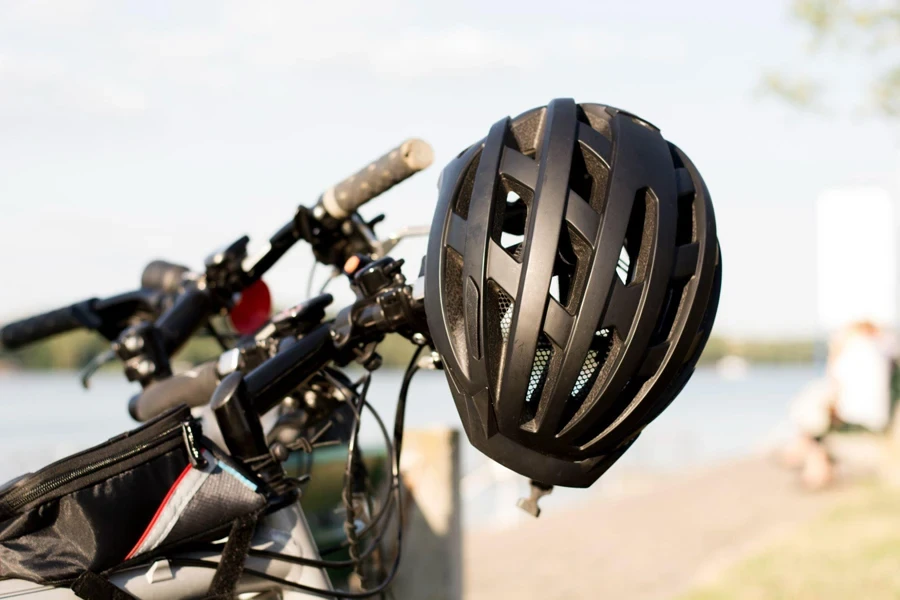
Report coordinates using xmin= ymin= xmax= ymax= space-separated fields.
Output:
xmin=390 ymin=428 xmax=462 ymax=600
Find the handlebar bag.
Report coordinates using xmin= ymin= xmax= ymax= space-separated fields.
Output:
xmin=0 ymin=405 xmax=267 ymax=588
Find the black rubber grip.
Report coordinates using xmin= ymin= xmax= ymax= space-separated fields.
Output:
xmin=156 ymin=288 xmax=215 ymax=355
xmin=246 ymin=324 xmax=336 ymax=416
xmin=320 ymin=138 xmax=434 ymax=219
xmin=128 ymin=361 xmax=219 ymax=422
xmin=141 ymin=260 xmax=190 ymax=294
xmin=1 ymin=302 xmax=92 ymax=350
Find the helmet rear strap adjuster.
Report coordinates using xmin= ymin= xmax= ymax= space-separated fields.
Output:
xmin=516 ymin=480 xmax=554 ymax=518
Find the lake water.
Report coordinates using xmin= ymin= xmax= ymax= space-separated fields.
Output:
xmin=0 ymin=365 xmax=819 ymax=527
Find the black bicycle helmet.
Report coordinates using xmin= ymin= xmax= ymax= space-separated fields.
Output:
xmin=424 ymin=98 xmax=721 ymax=488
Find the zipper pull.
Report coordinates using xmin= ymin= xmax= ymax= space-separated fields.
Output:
xmin=181 ymin=420 xmax=207 ymax=469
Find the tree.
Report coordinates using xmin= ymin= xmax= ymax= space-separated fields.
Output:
xmin=763 ymin=0 xmax=900 ymax=117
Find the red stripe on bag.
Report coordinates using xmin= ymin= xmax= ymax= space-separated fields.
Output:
xmin=124 ymin=463 xmax=193 ymax=560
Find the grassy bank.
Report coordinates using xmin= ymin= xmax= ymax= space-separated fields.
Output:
xmin=679 ymin=482 xmax=900 ymax=600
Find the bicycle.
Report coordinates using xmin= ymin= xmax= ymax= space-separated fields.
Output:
xmin=0 ymin=140 xmax=435 ymax=599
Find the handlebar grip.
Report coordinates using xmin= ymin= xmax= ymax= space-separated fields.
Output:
xmin=141 ymin=260 xmax=190 ymax=294
xmin=1 ymin=302 xmax=93 ymax=350
xmin=156 ymin=288 xmax=215 ymax=355
xmin=128 ymin=361 xmax=219 ymax=422
xmin=320 ymin=138 xmax=434 ymax=219
xmin=246 ymin=324 xmax=336 ymax=416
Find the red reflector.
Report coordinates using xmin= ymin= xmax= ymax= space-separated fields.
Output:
xmin=229 ymin=280 xmax=272 ymax=335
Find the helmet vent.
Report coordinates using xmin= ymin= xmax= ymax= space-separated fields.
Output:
xmin=556 ymin=327 xmax=615 ymax=433
xmin=581 ymin=105 xmax=614 ymax=139
xmin=619 ymin=188 xmax=654 ymax=287
xmin=573 ymin=140 xmax=611 ymax=215
xmin=548 ymin=224 xmax=591 ymax=313
xmin=616 ymin=246 xmax=631 ymax=285
xmin=495 ymin=175 xmax=532 ymax=263
xmin=501 ymin=234 xmax=525 ymax=260
xmin=525 ymin=333 xmax=553 ymax=413
xmin=676 ymin=193 xmax=696 ymax=246
xmin=572 ymin=328 xmax=611 ymax=397
xmin=443 ymin=246 xmax=469 ymax=364
xmin=485 ymin=280 xmax=516 ymax=394
xmin=501 ymin=189 xmax=525 ymax=259
xmin=453 ymin=151 xmax=481 ymax=220
xmin=650 ymin=279 xmax=689 ymax=347
xmin=568 ymin=143 xmax=594 ymax=206
xmin=671 ymin=147 xmax=698 ymax=246
xmin=549 ymin=275 xmax=562 ymax=304
xmin=574 ymin=373 xmax=651 ymax=450
xmin=574 ymin=349 xmax=599 ymax=395
xmin=496 ymin=286 xmax=514 ymax=342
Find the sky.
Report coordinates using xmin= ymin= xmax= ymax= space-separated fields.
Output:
xmin=0 ymin=0 xmax=897 ymax=339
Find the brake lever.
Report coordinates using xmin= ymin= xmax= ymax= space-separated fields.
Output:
xmin=80 ymin=347 xmax=119 ymax=389
xmin=374 ymin=224 xmax=431 ymax=257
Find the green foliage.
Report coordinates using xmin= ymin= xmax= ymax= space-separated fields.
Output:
xmin=0 ymin=331 xmax=233 ymax=372
xmin=679 ymin=483 xmax=900 ymax=599
xmin=171 ymin=336 xmax=225 ymax=366
xmin=0 ymin=330 xmax=109 ymax=370
xmin=698 ymin=337 xmax=817 ymax=365
xmin=763 ymin=0 xmax=900 ymax=118
xmin=758 ymin=72 xmax=824 ymax=110
xmin=373 ymin=333 xmax=420 ymax=368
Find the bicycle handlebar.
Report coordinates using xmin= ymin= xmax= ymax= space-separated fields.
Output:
xmin=0 ymin=288 xmax=170 ymax=351
xmin=318 ymin=138 xmax=434 ymax=220
xmin=138 ymin=139 xmax=433 ymax=364
xmin=128 ymin=324 xmax=337 ymax=422
xmin=4 ymin=138 xmax=431 ymax=355
xmin=0 ymin=258 xmax=189 ymax=353
xmin=0 ymin=301 xmax=95 ymax=350
xmin=128 ymin=360 xmax=219 ymax=422
xmin=141 ymin=260 xmax=190 ymax=294
xmin=130 ymin=258 xmax=425 ymax=457
xmin=155 ymin=288 xmax=216 ymax=356
xmin=246 ymin=324 xmax=337 ymax=415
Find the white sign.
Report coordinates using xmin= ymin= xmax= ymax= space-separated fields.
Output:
xmin=817 ymin=187 xmax=897 ymax=331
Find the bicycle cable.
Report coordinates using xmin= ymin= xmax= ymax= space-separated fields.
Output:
xmin=186 ymin=345 xmax=425 ymax=597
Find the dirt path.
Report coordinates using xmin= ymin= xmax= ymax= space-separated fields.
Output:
xmin=464 ymin=456 xmax=858 ymax=600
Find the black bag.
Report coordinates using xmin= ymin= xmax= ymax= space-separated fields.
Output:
xmin=0 ymin=405 xmax=268 ymax=589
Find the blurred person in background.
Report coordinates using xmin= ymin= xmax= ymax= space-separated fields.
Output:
xmin=784 ymin=320 xmax=898 ymax=489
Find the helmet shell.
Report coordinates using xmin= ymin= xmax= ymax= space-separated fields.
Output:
xmin=425 ymin=99 xmax=721 ymax=487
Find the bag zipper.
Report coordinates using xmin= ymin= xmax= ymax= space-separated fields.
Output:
xmin=0 ymin=423 xmax=185 ymax=515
